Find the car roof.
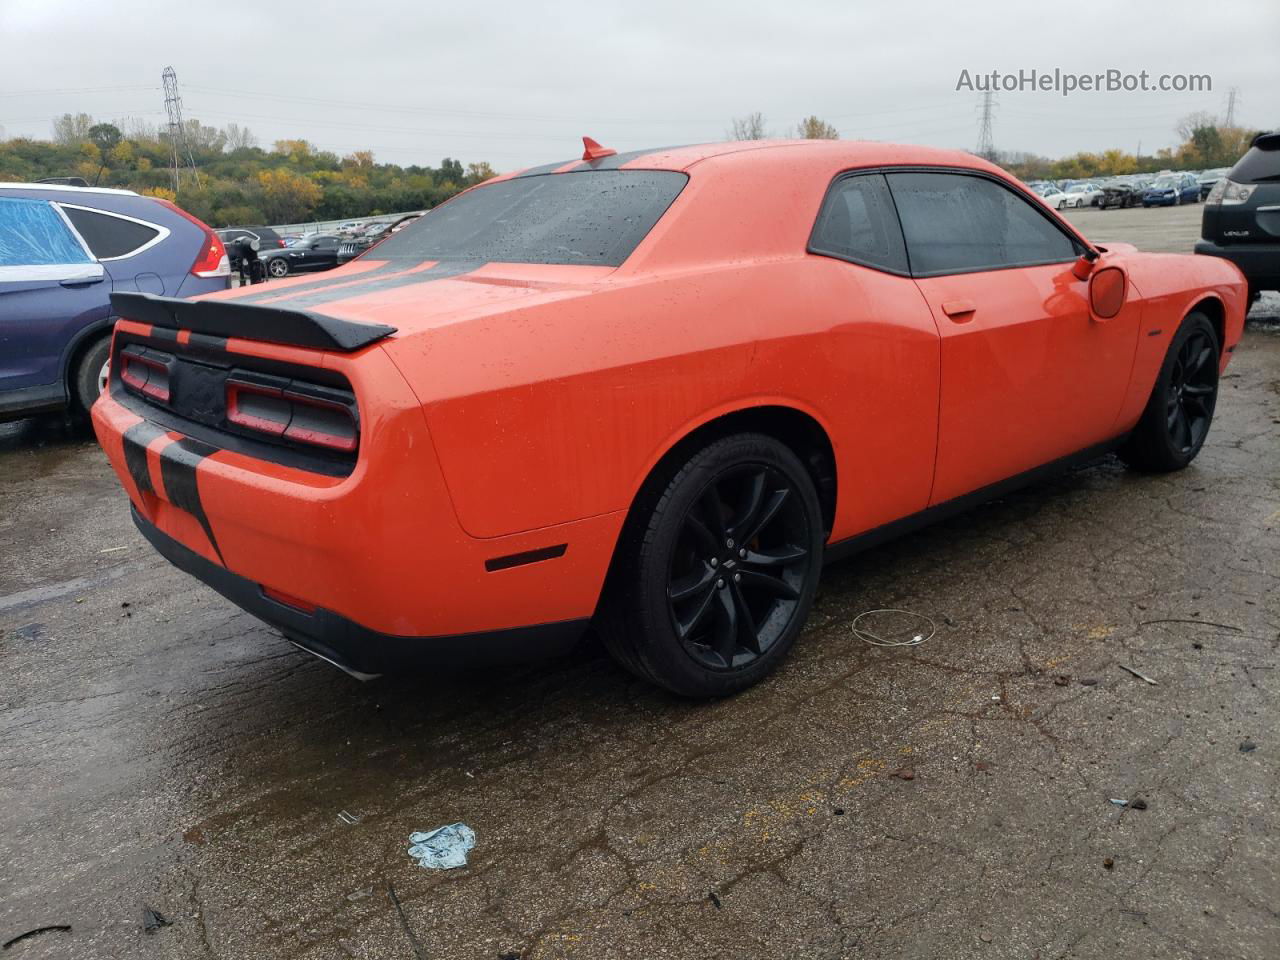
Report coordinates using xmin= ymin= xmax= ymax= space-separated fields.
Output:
xmin=0 ymin=181 xmax=139 ymax=197
xmin=504 ymin=139 xmax=1005 ymax=180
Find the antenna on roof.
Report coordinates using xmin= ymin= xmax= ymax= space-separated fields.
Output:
xmin=582 ymin=137 xmax=617 ymax=161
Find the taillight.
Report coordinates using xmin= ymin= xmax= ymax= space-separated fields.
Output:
xmin=118 ymin=346 xmax=172 ymax=403
xmin=154 ymin=198 xmax=230 ymax=278
xmin=226 ymin=377 xmax=358 ymax=453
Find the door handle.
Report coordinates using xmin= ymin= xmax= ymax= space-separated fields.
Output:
xmin=941 ymin=299 xmax=976 ymax=320
xmin=60 ymin=275 xmax=105 ymax=288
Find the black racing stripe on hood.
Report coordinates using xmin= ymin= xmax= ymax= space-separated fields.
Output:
xmin=261 ymin=260 xmax=487 ymax=310
xmin=122 ymin=420 xmax=167 ymax=497
xmin=229 ymin=260 xmax=399 ymax=305
xmin=158 ymin=437 xmax=224 ymax=564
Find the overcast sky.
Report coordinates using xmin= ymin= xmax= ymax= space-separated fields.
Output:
xmin=1 ymin=0 xmax=1276 ymax=171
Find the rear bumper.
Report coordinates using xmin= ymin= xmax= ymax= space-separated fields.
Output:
xmin=133 ymin=505 xmax=589 ymax=675
xmin=1194 ymin=240 xmax=1280 ymax=291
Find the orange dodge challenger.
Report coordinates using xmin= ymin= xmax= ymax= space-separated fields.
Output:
xmin=92 ymin=139 xmax=1248 ymax=696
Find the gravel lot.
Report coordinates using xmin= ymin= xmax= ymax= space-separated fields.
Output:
xmin=2 ymin=204 xmax=1277 ymax=959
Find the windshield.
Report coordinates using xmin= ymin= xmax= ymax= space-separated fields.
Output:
xmin=1153 ymin=177 xmax=1177 ymax=188
xmin=371 ymin=170 xmax=688 ymax=266
xmin=1066 ymin=185 xmax=1088 ymax=193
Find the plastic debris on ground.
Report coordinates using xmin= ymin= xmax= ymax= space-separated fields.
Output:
xmin=407 ymin=823 xmax=476 ymax=870
xmin=851 ymin=608 xmax=937 ymax=648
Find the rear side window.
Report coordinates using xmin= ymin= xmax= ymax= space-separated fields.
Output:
xmin=1230 ymin=143 xmax=1280 ymax=183
xmin=887 ymin=172 xmax=1082 ymax=277
xmin=809 ymin=173 xmax=908 ymax=274
xmin=0 ymin=197 xmax=91 ymax=268
xmin=60 ymin=205 xmax=163 ymax=259
xmin=370 ymin=170 xmax=688 ymax=266
xmin=0 ymin=197 xmax=92 ymax=267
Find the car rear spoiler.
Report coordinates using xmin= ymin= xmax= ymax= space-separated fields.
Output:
xmin=110 ymin=291 xmax=396 ymax=352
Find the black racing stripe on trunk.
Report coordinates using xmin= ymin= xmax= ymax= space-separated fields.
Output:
xmin=148 ymin=325 xmax=179 ymax=342
xmin=121 ymin=420 xmax=167 ymax=496
xmin=264 ymin=260 xmax=487 ymax=310
xmin=188 ymin=332 xmax=230 ymax=354
xmin=158 ymin=437 xmax=224 ymax=564
xmin=229 ymin=260 xmax=399 ymax=305
xmin=514 ymin=158 xmax=576 ymax=178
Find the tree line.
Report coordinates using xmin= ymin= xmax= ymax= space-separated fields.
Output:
xmin=0 ymin=113 xmax=496 ymax=227
xmin=727 ymin=111 xmax=1267 ymax=181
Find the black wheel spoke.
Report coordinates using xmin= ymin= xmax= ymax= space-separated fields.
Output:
xmin=699 ymin=485 xmax=728 ymax=542
xmin=741 ymin=489 xmax=789 ymax=546
xmin=685 ymin=513 xmax=719 ymax=555
xmin=726 ymin=470 xmax=766 ymax=543
xmin=1173 ymin=407 xmax=1191 ymax=450
xmin=669 ymin=565 xmax=716 ymax=603
xmin=1182 ymin=382 xmax=1213 ymax=396
xmin=712 ymin=588 xmax=738 ymax=660
xmin=740 ymin=568 xmax=800 ymax=601
xmin=730 ymin=581 xmax=761 ymax=654
xmin=675 ymin=587 xmax=717 ymax=640
xmin=743 ymin=544 xmax=808 ymax=568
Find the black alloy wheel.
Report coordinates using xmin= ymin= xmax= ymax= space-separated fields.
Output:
xmin=599 ymin=433 xmax=824 ymax=697
xmin=667 ymin=464 xmax=811 ymax=671
xmin=1119 ymin=311 xmax=1219 ymax=473
xmin=1165 ymin=326 xmax=1217 ymax=456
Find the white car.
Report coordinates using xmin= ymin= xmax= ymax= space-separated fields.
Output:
xmin=1063 ymin=182 xmax=1104 ymax=208
xmin=1029 ymin=183 xmax=1070 ymax=210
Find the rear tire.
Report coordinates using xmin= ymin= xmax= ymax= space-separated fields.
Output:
xmin=72 ymin=335 xmax=112 ymax=418
xmin=1118 ymin=312 xmax=1219 ymax=472
xmin=600 ymin=433 xmax=824 ymax=697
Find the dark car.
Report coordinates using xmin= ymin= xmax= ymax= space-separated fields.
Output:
xmin=0 ymin=183 xmax=229 ymax=421
xmin=261 ymin=234 xmax=342 ymax=278
xmin=336 ymin=214 xmax=423 ymax=264
xmin=1099 ymin=178 xmax=1151 ymax=209
xmin=1198 ymin=167 xmax=1231 ymax=200
xmin=218 ymin=226 xmax=285 ymax=272
xmin=1143 ymin=173 xmax=1200 ymax=207
xmin=1196 ymin=132 xmax=1280 ymax=302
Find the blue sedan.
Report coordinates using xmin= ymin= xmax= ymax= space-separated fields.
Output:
xmin=1142 ymin=173 xmax=1200 ymax=207
xmin=0 ymin=184 xmax=230 ymax=421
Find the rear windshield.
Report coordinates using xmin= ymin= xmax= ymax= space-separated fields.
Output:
xmin=369 ymin=170 xmax=688 ymax=267
xmin=1231 ymin=144 xmax=1280 ymax=183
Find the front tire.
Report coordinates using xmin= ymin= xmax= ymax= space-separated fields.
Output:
xmin=72 ymin=335 xmax=112 ymax=417
xmin=267 ymin=258 xmax=289 ymax=278
xmin=1119 ymin=312 xmax=1219 ymax=472
xmin=600 ymin=433 xmax=824 ymax=697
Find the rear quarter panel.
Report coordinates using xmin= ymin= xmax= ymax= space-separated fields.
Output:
xmin=1111 ymin=250 xmax=1248 ymax=432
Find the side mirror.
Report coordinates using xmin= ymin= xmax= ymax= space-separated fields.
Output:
xmin=1071 ymin=248 xmax=1100 ymax=281
xmin=1089 ymin=266 xmax=1126 ymax=319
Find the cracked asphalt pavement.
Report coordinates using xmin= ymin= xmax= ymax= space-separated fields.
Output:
xmin=2 ymin=206 xmax=1278 ymax=958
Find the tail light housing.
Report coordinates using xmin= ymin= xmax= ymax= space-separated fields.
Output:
xmin=1205 ymin=178 xmax=1257 ymax=207
xmin=226 ymin=376 xmax=359 ymax=453
xmin=154 ymin=198 xmax=230 ymax=278
xmin=118 ymin=345 xmax=173 ymax=403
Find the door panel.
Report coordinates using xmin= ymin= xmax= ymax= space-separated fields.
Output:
xmin=0 ymin=267 xmax=112 ymax=389
xmin=916 ymin=262 xmax=1139 ymax=504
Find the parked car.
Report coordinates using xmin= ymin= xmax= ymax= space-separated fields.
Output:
xmin=1063 ymin=182 xmax=1104 ymax=208
xmin=92 ymin=139 xmax=1246 ymax=696
xmin=1198 ymin=167 xmax=1231 ymax=200
xmin=218 ymin=226 xmax=285 ymax=272
xmin=1098 ymin=178 xmax=1152 ymax=209
xmin=336 ymin=214 xmax=423 ymax=264
xmin=0 ymin=182 xmax=228 ymax=421
xmin=1143 ymin=173 xmax=1200 ymax=206
xmin=260 ymin=234 xmax=342 ymax=277
xmin=1196 ymin=131 xmax=1280 ymax=302
xmin=1029 ymin=182 xmax=1070 ymax=210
